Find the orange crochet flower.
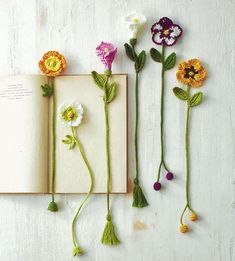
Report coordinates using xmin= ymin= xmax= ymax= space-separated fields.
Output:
xmin=39 ymin=51 xmax=67 ymax=77
xmin=176 ymin=59 xmax=207 ymax=87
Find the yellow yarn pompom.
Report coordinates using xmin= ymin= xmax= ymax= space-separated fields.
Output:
xmin=189 ymin=212 xmax=198 ymax=221
xmin=179 ymin=224 xmax=188 ymax=233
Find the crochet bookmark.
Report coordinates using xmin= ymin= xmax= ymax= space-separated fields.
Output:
xmin=59 ymin=102 xmax=94 ymax=255
xmin=150 ymin=17 xmax=183 ymax=191
xmin=91 ymin=42 xmax=120 ymax=245
xmin=39 ymin=50 xmax=67 ymax=212
xmin=124 ymin=12 xmax=148 ymax=208
xmin=173 ymin=59 xmax=207 ymax=233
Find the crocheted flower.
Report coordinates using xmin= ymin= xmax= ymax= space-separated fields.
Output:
xmin=59 ymin=102 xmax=83 ymax=127
xmin=39 ymin=51 xmax=67 ymax=77
xmin=151 ymin=17 xmax=182 ymax=46
xmin=176 ymin=59 xmax=207 ymax=87
xmin=124 ymin=12 xmax=147 ymax=39
xmin=96 ymin=42 xmax=117 ymax=70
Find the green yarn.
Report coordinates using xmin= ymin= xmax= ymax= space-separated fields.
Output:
xmin=91 ymin=71 xmax=120 ymax=245
xmin=70 ymin=127 xmax=94 ymax=256
xmin=41 ymin=76 xmax=57 ymax=212
xmin=73 ymin=245 xmax=84 ymax=256
xmin=41 ymin=83 xmax=54 ymax=97
xmin=50 ymin=78 xmax=57 ymax=210
xmin=47 ymin=201 xmax=58 ymax=212
xmin=174 ymin=85 xmax=197 ymax=224
xmin=133 ymin=72 xmax=148 ymax=208
xmin=154 ymin=46 xmax=171 ymax=182
xmin=124 ymin=39 xmax=148 ymax=208
xmin=132 ymin=179 xmax=148 ymax=208
xmin=101 ymin=213 xmax=120 ymax=245
xmin=103 ymin=74 xmax=120 ymax=245
xmin=130 ymin=38 xmax=137 ymax=47
xmin=185 ymin=86 xmax=190 ymax=210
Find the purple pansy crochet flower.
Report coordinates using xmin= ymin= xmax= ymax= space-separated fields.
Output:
xmin=151 ymin=17 xmax=183 ymax=46
xmin=96 ymin=42 xmax=117 ymax=70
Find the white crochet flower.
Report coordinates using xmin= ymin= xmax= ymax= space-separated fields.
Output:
xmin=58 ymin=102 xmax=83 ymax=127
xmin=124 ymin=12 xmax=147 ymax=38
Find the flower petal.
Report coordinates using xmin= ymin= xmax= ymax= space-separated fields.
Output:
xmin=124 ymin=12 xmax=146 ymax=25
xmin=70 ymin=117 xmax=82 ymax=127
xmin=151 ymin=22 xmax=163 ymax=33
xmin=194 ymin=70 xmax=207 ymax=81
xmin=176 ymin=71 xmax=189 ymax=85
xmin=170 ymin=25 xmax=183 ymax=38
xmin=159 ymin=17 xmax=173 ymax=29
xmin=164 ymin=37 xmax=176 ymax=46
xmin=152 ymin=32 xmax=164 ymax=45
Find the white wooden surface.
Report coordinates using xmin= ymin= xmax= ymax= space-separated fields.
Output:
xmin=0 ymin=0 xmax=234 ymax=260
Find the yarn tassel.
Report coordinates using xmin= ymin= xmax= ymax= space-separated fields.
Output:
xmin=132 ymin=178 xmax=148 ymax=208
xmin=73 ymin=245 xmax=84 ymax=256
xmin=47 ymin=201 xmax=58 ymax=212
xmin=101 ymin=213 xmax=120 ymax=245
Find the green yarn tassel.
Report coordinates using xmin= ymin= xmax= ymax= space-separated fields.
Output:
xmin=132 ymin=179 xmax=148 ymax=208
xmin=47 ymin=201 xmax=58 ymax=212
xmin=101 ymin=213 xmax=120 ymax=245
xmin=73 ymin=245 xmax=84 ymax=256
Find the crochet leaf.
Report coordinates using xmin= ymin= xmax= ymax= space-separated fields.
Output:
xmin=91 ymin=71 xmax=105 ymax=89
xmin=173 ymin=87 xmax=189 ymax=101
xmin=105 ymin=82 xmax=116 ymax=104
xmin=190 ymin=92 xmax=203 ymax=107
xmin=124 ymin=43 xmax=136 ymax=61
xmin=41 ymin=84 xmax=53 ymax=97
xmin=150 ymin=48 xmax=162 ymax=63
xmin=62 ymin=135 xmax=76 ymax=150
xmin=164 ymin=52 xmax=176 ymax=71
xmin=135 ymin=51 xmax=146 ymax=73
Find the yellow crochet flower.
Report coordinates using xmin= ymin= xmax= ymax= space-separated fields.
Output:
xmin=39 ymin=51 xmax=67 ymax=77
xmin=176 ymin=59 xmax=207 ymax=87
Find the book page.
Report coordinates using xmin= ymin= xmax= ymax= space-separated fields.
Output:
xmin=53 ymin=75 xmax=127 ymax=193
xmin=0 ymin=75 xmax=49 ymax=193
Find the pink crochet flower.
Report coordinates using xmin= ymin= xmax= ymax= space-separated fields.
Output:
xmin=151 ymin=17 xmax=183 ymax=46
xmin=96 ymin=42 xmax=117 ymax=70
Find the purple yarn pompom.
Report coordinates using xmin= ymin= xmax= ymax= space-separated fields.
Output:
xmin=166 ymin=172 xmax=174 ymax=180
xmin=153 ymin=182 xmax=161 ymax=191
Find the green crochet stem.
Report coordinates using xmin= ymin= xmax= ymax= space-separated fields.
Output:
xmin=180 ymin=85 xmax=195 ymax=224
xmin=104 ymin=75 xmax=111 ymax=216
xmin=156 ymin=45 xmax=170 ymax=182
xmin=134 ymin=72 xmax=140 ymax=188
xmin=128 ymin=39 xmax=148 ymax=208
xmin=48 ymin=76 xmax=58 ymax=212
xmin=71 ymin=126 xmax=94 ymax=256
xmin=101 ymin=73 xmax=120 ymax=245
xmin=132 ymin=70 xmax=148 ymax=208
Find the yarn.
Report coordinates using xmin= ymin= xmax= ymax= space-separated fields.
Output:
xmin=150 ymin=46 xmax=175 ymax=190
xmin=124 ymin=38 xmax=148 ymax=208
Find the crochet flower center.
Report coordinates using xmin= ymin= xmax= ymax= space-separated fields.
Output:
xmin=133 ymin=18 xmax=139 ymax=23
xmin=104 ymin=47 xmax=110 ymax=54
xmin=62 ymin=107 xmax=78 ymax=122
xmin=185 ymin=66 xmax=198 ymax=79
xmin=163 ymin=29 xmax=170 ymax=36
xmin=45 ymin=56 xmax=62 ymax=71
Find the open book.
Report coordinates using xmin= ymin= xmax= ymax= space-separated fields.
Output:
xmin=0 ymin=74 xmax=128 ymax=193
